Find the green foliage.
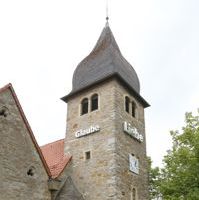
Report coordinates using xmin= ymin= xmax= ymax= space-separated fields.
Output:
xmin=148 ymin=157 xmax=161 ymax=199
xmin=149 ymin=111 xmax=199 ymax=200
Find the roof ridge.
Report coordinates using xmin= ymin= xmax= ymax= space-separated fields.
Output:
xmin=40 ymin=138 xmax=65 ymax=148
xmin=0 ymin=83 xmax=12 ymax=94
xmin=0 ymin=84 xmax=52 ymax=177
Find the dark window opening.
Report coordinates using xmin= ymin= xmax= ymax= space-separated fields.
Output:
xmin=81 ymin=98 xmax=88 ymax=115
xmin=0 ymin=107 xmax=9 ymax=118
xmin=132 ymin=188 xmax=136 ymax=200
xmin=91 ymin=94 xmax=98 ymax=111
xmin=85 ymin=151 xmax=91 ymax=160
xmin=132 ymin=101 xmax=136 ymax=118
xmin=125 ymin=96 xmax=130 ymax=113
xmin=27 ymin=168 xmax=34 ymax=176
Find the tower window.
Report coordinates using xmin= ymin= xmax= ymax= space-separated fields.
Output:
xmin=131 ymin=187 xmax=137 ymax=200
xmin=91 ymin=94 xmax=98 ymax=111
xmin=85 ymin=151 xmax=91 ymax=160
xmin=132 ymin=188 xmax=136 ymax=200
xmin=81 ymin=98 xmax=88 ymax=115
xmin=132 ymin=101 xmax=136 ymax=118
xmin=125 ymin=96 xmax=130 ymax=113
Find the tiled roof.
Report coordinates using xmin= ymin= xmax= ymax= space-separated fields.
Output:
xmin=41 ymin=139 xmax=72 ymax=178
xmin=62 ymin=23 xmax=150 ymax=108
xmin=71 ymin=22 xmax=140 ymax=94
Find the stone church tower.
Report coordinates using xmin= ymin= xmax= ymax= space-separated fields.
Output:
xmin=62 ymin=22 xmax=150 ymax=200
xmin=0 ymin=21 xmax=150 ymax=200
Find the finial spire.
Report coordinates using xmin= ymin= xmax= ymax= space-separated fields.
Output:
xmin=106 ymin=0 xmax=109 ymax=23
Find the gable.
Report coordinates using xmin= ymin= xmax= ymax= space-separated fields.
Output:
xmin=0 ymin=84 xmax=51 ymax=200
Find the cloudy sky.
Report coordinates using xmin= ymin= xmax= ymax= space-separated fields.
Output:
xmin=0 ymin=0 xmax=199 ymax=167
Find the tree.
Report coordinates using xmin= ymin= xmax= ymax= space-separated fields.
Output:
xmin=148 ymin=157 xmax=162 ymax=200
xmin=150 ymin=111 xmax=199 ymax=199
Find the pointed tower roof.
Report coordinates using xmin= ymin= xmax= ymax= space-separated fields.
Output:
xmin=73 ymin=22 xmax=140 ymax=93
xmin=62 ymin=23 xmax=149 ymax=107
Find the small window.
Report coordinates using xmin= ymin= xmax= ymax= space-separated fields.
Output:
xmin=125 ymin=96 xmax=130 ymax=113
xmin=27 ymin=166 xmax=35 ymax=176
xmin=131 ymin=187 xmax=137 ymax=200
xmin=85 ymin=151 xmax=91 ymax=160
xmin=81 ymin=98 xmax=88 ymax=115
xmin=132 ymin=101 xmax=136 ymax=118
xmin=91 ymin=94 xmax=98 ymax=111
xmin=0 ymin=106 xmax=9 ymax=118
xmin=132 ymin=188 xmax=136 ymax=200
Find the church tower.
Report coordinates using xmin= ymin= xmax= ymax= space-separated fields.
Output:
xmin=62 ymin=22 xmax=150 ymax=200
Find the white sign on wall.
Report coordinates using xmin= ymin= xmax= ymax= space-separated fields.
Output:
xmin=123 ymin=122 xmax=144 ymax=142
xmin=75 ymin=125 xmax=100 ymax=138
xmin=129 ymin=154 xmax=139 ymax=174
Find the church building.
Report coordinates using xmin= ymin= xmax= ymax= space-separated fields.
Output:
xmin=0 ymin=21 xmax=149 ymax=200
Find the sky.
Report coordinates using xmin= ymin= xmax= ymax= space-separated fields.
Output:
xmin=0 ymin=0 xmax=199 ymax=167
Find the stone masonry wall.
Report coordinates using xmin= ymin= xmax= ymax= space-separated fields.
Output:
xmin=0 ymin=89 xmax=51 ymax=200
xmin=114 ymin=82 xmax=149 ymax=200
xmin=64 ymin=78 xmax=149 ymax=200
xmin=65 ymin=79 xmax=118 ymax=200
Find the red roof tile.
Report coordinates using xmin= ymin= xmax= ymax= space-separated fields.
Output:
xmin=41 ymin=139 xmax=72 ymax=178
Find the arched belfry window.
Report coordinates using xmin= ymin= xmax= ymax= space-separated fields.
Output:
xmin=125 ymin=96 xmax=130 ymax=113
xmin=91 ymin=94 xmax=98 ymax=111
xmin=132 ymin=101 xmax=136 ymax=118
xmin=81 ymin=98 xmax=88 ymax=115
